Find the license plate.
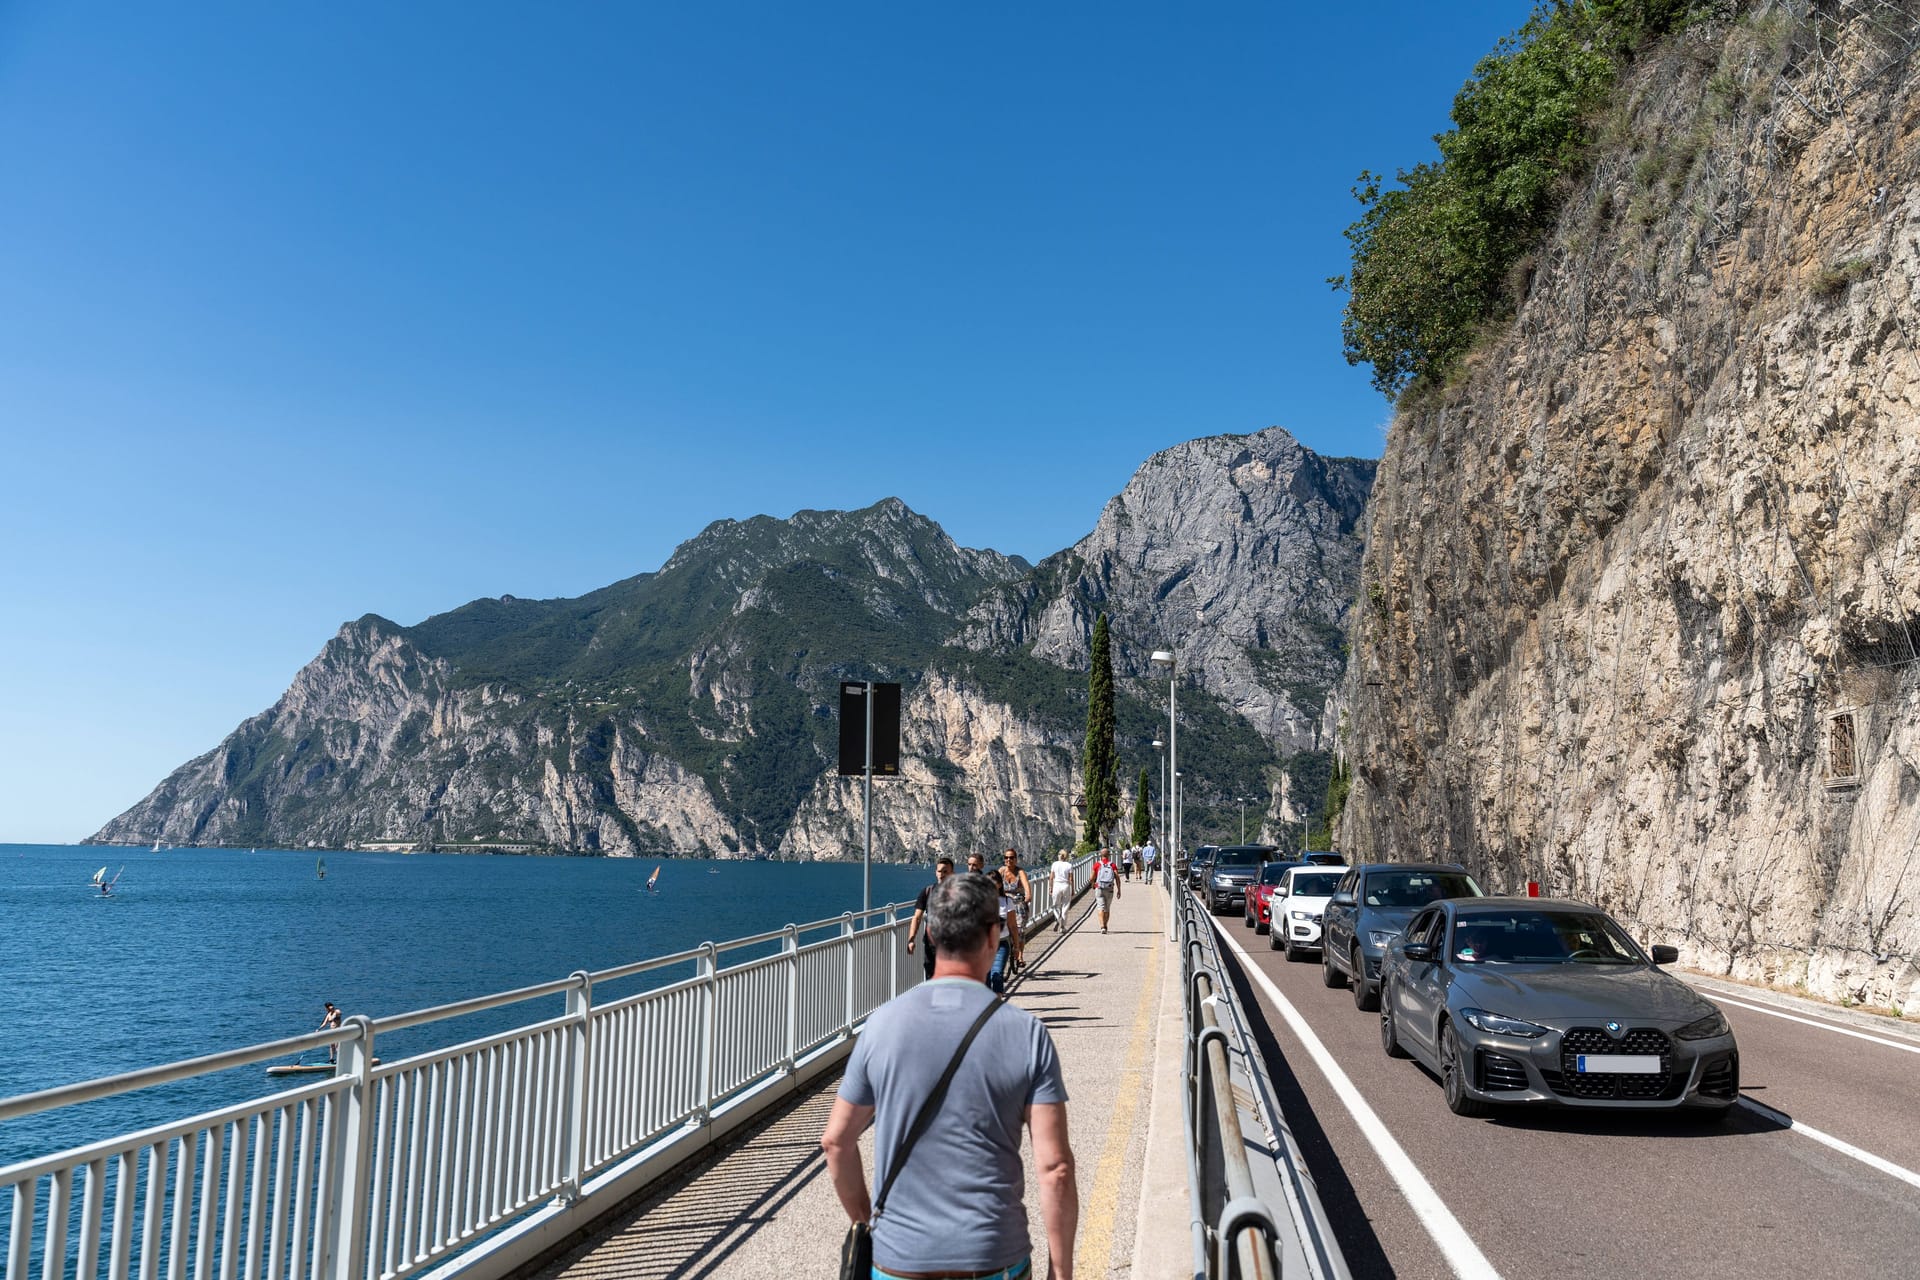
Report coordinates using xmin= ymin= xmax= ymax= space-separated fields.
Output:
xmin=1575 ymin=1054 xmax=1661 ymax=1074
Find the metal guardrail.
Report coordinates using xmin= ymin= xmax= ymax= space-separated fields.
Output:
xmin=1175 ymin=884 xmax=1349 ymax=1280
xmin=1 ymin=860 xmax=1097 ymax=1280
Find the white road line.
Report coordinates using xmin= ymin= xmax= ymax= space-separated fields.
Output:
xmin=1738 ymin=1098 xmax=1920 ymax=1192
xmin=1705 ymin=993 xmax=1920 ymax=1057
xmin=1214 ymin=925 xmax=1504 ymax=1280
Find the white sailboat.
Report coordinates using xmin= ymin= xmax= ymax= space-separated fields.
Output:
xmin=151 ymin=839 xmax=160 ymax=852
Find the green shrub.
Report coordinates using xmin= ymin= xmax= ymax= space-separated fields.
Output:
xmin=1334 ymin=1 xmax=1731 ymax=396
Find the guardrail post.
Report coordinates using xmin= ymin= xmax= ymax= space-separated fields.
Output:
xmin=841 ymin=913 xmax=856 ymax=1036
xmin=783 ymin=925 xmax=800 ymax=1071
xmin=321 ymin=1017 xmax=375 ymax=1280
xmin=558 ymin=971 xmax=592 ymax=1202
xmin=887 ymin=909 xmax=901 ymax=1002
xmin=696 ymin=942 xmax=718 ymax=1122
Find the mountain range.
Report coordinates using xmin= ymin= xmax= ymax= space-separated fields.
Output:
xmin=90 ymin=426 xmax=1374 ymax=858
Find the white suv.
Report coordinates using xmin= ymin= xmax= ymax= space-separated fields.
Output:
xmin=1268 ymin=864 xmax=1348 ymax=961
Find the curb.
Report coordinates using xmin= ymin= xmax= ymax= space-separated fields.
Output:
xmin=1679 ymin=969 xmax=1920 ymax=1043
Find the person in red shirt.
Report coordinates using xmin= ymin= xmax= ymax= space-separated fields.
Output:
xmin=1092 ymin=849 xmax=1121 ymax=933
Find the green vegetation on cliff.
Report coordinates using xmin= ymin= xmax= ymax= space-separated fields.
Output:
xmin=1334 ymin=0 xmax=1731 ymax=395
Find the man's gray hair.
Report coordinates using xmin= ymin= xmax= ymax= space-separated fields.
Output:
xmin=927 ymin=873 xmax=1001 ymax=956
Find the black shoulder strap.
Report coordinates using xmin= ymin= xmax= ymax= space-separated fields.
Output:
xmin=872 ymin=995 xmax=1003 ymax=1216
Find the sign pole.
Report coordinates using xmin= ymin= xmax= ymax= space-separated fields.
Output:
xmin=863 ymin=680 xmax=874 ymax=914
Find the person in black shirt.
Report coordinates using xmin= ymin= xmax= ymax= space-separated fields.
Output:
xmin=904 ymin=856 xmax=954 ymax=982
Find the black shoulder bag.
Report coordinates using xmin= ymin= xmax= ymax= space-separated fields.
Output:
xmin=840 ymin=996 xmax=1003 ymax=1280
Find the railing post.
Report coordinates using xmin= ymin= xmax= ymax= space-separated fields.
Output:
xmin=841 ymin=912 xmax=856 ymax=1037
xmin=697 ymin=942 xmax=718 ymax=1122
xmin=887 ymin=908 xmax=900 ymax=1002
xmin=558 ymin=971 xmax=592 ymax=1202
xmin=783 ymin=925 xmax=800 ymax=1072
xmin=322 ymin=1017 xmax=375 ymax=1280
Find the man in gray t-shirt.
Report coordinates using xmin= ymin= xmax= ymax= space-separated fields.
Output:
xmin=822 ymin=873 xmax=1078 ymax=1278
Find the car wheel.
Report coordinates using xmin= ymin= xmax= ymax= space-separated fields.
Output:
xmin=1380 ymin=986 xmax=1409 ymax=1059
xmin=1351 ymin=949 xmax=1379 ymax=1012
xmin=1322 ymin=944 xmax=1346 ymax=988
xmin=1269 ymin=925 xmax=1283 ymax=951
xmin=1281 ymin=935 xmax=1297 ymax=960
xmin=1440 ymin=1022 xmax=1489 ymax=1118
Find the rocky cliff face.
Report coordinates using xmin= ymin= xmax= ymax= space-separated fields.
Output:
xmin=1341 ymin=1 xmax=1920 ymax=1011
xmin=94 ymin=432 xmax=1373 ymax=860
xmin=961 ymin=428 xmax=1374 ymax=750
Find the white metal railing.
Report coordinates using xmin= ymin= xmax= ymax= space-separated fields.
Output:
xmin=1 ymin=861 xmax=1099 ymax=1280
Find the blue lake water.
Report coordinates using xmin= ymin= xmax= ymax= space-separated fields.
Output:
xmin=0 ymin=843 xmax=931 ymax=1169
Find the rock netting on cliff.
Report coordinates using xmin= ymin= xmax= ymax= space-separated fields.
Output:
xmin=1340 ymin=0 xmax=1920 ymax=1013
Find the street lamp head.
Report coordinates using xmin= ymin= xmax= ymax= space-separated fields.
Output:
xmin=1150 ymin=649 xmax=1174 ymax=668
xmin=1152 ymin=739 xmax=1164 ymax=751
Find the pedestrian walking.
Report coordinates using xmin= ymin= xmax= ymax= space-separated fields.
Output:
xmin=998 ymin=848 xmax=1031 ymax=970
xmin=905 ymin=856 xmax=954 ymax=983
xmin=1093 ymin=849 xmax=1120 ymax=933
xmin=1049 ymin=848 xmax=1074 ymax=910
xmin=1141 ymin=840 xmax=1157 ymax=885
xmin=821 ymin=872 xmax=1079 ymax=1280
xmin=1120 ymin=846 xmax=1134 ymax=881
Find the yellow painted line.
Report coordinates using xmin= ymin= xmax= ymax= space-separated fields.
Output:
xmin=1073 ymin=890 xmax=1164 ymax=1276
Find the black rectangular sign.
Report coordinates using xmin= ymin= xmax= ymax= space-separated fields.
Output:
xmin=838 ymin=681 xmax=901 ymax=777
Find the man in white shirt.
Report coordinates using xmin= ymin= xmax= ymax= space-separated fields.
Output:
xmin=1141 ymin=841 xmax=1158 ymax=885
xmin=1049 ymin=849 xmax=1074 ymax=907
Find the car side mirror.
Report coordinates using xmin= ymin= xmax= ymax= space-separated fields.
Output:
xmin=1401 ymin=941 xmax=1436 ymax=962
xmin=1330 ymin=892 xmax=1355 ymax=908
xmin=1649 ymin=944 xmax=1679 ymax=966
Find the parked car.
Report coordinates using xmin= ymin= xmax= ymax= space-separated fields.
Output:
xmin=1267 ymin=864 xmax=1348 ymax=959
xmin=1205 ymin=844 xmax=1278 ymax=914
xmin=1322 ymin=863 xmax=1483 ymax=1011
xmin=1378 ymin=898 xmax=1739 ymax=1119
xmin=1185 ymin=845 xmax=1222 ymax=890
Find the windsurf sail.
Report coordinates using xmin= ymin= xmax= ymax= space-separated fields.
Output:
xmin=317 ymin=857 xmax=327 ymax=880
xmin=92 ymin=866 xmax=108 ymax=885
xmin=647 ymin=865 xmax=661 ymax=891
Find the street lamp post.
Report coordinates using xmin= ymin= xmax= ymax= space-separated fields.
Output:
xmin=1237 ymin=795 xmax=1251 ymax=844
xmin=1152 ymin=739 xmax=1165 ymax=881
xmin=1151 ymin=649 xmax=1176 ymax=941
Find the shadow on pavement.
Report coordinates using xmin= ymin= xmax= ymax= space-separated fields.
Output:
xmin=1215 ymin=947 xmax=1397 ymax=1280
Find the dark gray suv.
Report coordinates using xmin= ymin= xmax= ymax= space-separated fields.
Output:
xmin=1205 ymin=844 xmax=1279 ymax=914
xmin=1321 ymin=862 xmax=1483 ymax=1011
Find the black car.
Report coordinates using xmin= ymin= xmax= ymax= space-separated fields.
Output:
xmin=1378 ymin=898 xmax=1739 ymax=1118
xmin=1185 ymin=845 xmax=1222 ymax=890
xmin=1204 ymin=844 xmax=1279 ymax=913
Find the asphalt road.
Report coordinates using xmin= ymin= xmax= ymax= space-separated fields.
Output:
xmin=1209 ymin=912 xmax=1920 ymax=1280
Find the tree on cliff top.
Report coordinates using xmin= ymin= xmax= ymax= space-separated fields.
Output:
xmin=1081 ymin=614 xmax=1118 ymax=850
xmin=1332 ymin=0 xmax=1727 ymax=395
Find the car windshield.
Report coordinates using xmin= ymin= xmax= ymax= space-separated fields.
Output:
xmin=1214 ymin=848 xmax=1264 ymax=867
xmin=1288 ymin=872 xmax=1343 ymax=897
xmin=1363 ymin=870 xmax=1482 ymax=907
xmin=1451 ymin=911 xmax=1643 ymax=965
xmin=1260 ymin=864 xmax=1293 ymax=885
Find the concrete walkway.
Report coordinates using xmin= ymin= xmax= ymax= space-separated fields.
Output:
xmin=522 ymin=879 xmax=1189 ymax=1280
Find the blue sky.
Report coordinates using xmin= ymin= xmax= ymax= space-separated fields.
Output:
xmin=0 ymin=1 xmax=1532 ymax=842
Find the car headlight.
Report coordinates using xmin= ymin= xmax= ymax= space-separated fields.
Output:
xmin=1290 ymin=909 xmax=1314 ymax=920
xmin=1675 ymin=1010 xmax=1731 ymax=1041
xmin=1459 ymin=1008 xmax=1548 ymax=1038
xmin=1366 ymin=930 xmax=1399 ymax=949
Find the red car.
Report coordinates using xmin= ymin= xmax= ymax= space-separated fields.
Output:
xmin=1243 ymin=862 xmax=1294 ymax=933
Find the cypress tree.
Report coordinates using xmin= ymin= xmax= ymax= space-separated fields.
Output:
xmin=1131 ymin=766 xmax=1152 ymax=847
xmin=1081 ymin=613 xmax=1118 ymax=849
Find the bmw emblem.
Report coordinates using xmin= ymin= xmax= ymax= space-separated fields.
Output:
xmin=1605 ymin=1020 xmax=1625 ymax=1038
